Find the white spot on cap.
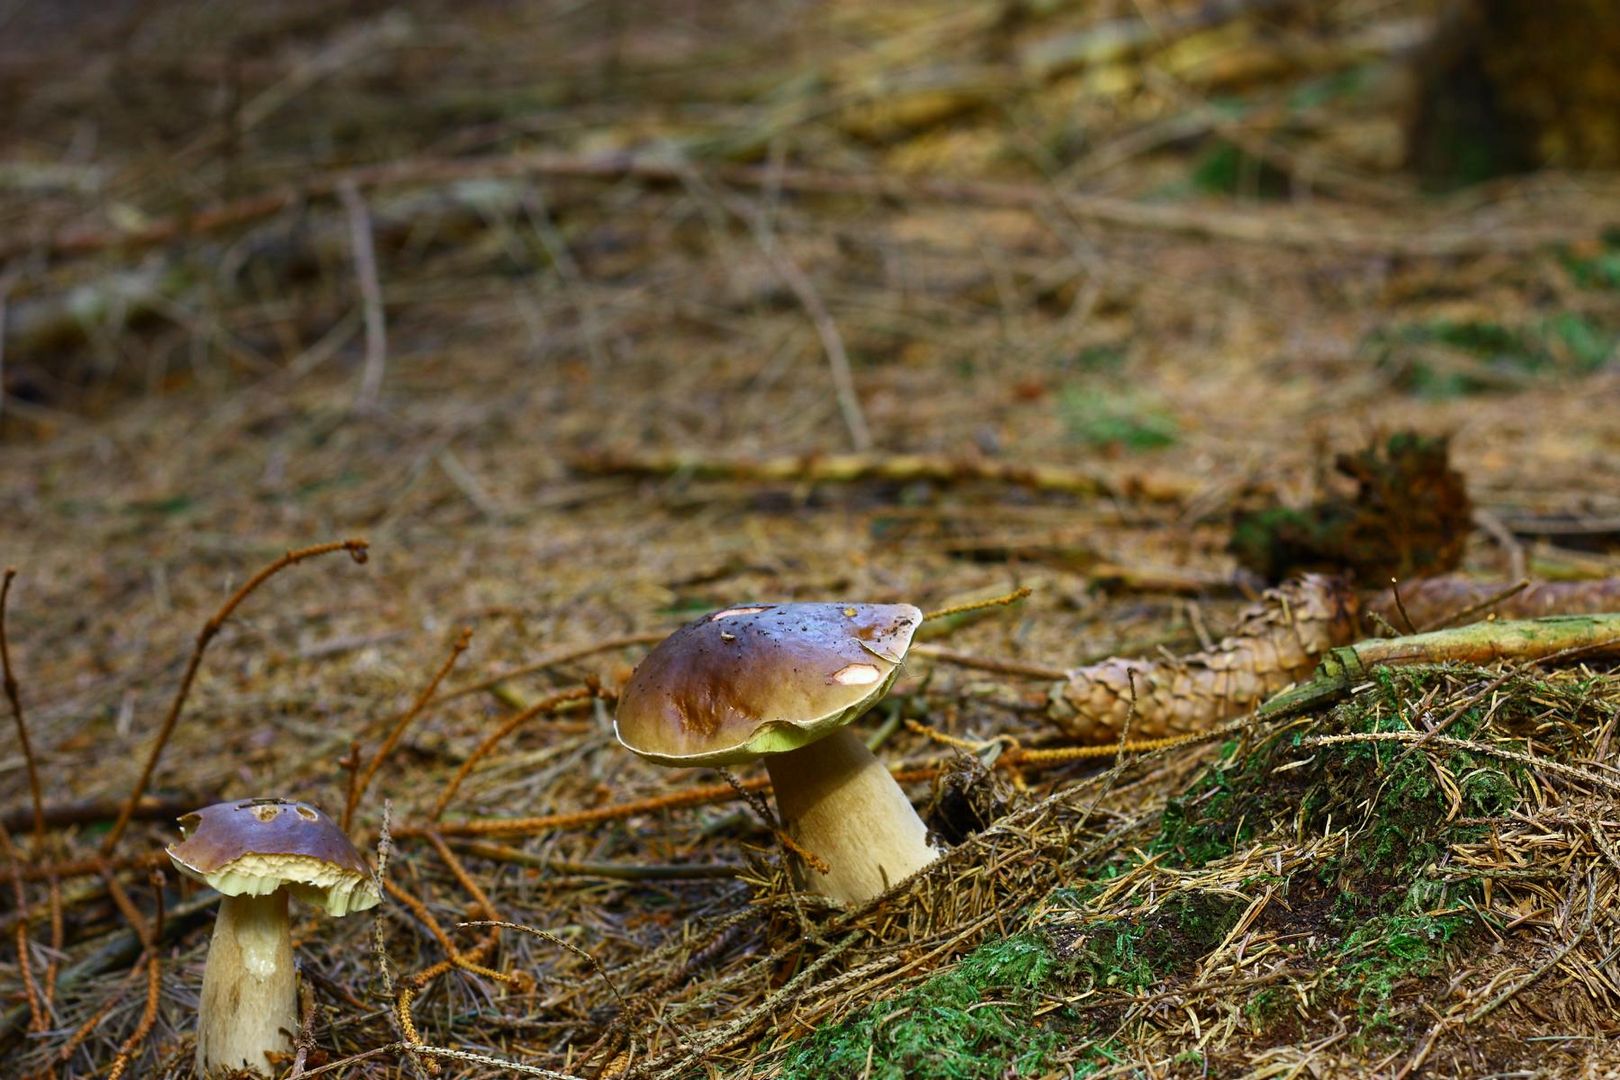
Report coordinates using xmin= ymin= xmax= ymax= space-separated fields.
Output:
xmin=831 ymin=663 xmax=881 ymax=686
xmin=712 ymin=606 xmax=769 ymax=621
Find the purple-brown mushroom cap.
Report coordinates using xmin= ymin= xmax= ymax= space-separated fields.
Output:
xmin=614 ymin=602 xmax=922 ymax=766
xmin=167 ymin=799 xmax=379 ymax=916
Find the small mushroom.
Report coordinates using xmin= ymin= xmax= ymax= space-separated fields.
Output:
xmin=167 ymin=799 xmax=380 ymax=1078
xmin=615 ymin=602 xmax=936 ymax=905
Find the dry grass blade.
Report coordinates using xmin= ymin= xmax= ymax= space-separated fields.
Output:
xmin=729 ymin=192 xmax=871 ymax=453
xmin=338 ymin=178 xmax=388 ymax=411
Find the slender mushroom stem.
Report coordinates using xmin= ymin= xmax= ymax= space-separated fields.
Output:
xmin=764 ymin=727 xmax=937 ymax=905
xmin=197 ymin=890 xmax=297 ymax=1077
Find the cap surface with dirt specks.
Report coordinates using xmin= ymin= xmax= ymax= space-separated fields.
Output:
xmin=614 ymin=602 xmax=921 ymax=766
xmin=167 ymin=798 xmax=380 ymax=916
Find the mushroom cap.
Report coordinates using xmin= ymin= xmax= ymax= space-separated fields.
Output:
xmin=614 ymin=602 xmax=922 ymax=766
xmin=166 ymin=799 xmax=381 ymax=916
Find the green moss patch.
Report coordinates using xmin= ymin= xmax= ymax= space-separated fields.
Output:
xmin=775 ymin=932 xmax=1116 ymax=1080
xmin=1372 ymin=312 xmax=1616 ymax=399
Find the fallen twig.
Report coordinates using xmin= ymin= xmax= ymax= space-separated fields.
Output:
xmin=382 ymin=877 xmax=510 ymax=988
xmin=1301 ymin=731 xmax=1620 ymax=797
xmin=429 ymin=684 xmax=599 ymax=820
xmin=0 ymin=794 xmax=210 ymax=835
xmin=566 ymin=449 xmax=1193 ymax=502
xmin=346 ymin=627 xmax=472 ymax=831
xmin=1365 ymin=575 xmax=1620 ymax=630
xmin=7 ymin=151 xmax=1583 ymax=265
xmin=434 ymin=632 xmax=663 ymax=705
xmin=453 ymin=841 xmax=742 ymax=880
xmin=921 ymin=586 xmax=1031 ymax=623
xmin=401 ymin=767 xmax=937 ymax=840
xmin=0 ymin=569 xmax=44 ymax=853
xmin=0 ymin=827 xmax=46 ymax=1053
xmin=102 ymin=539 xmax=370 ymax=854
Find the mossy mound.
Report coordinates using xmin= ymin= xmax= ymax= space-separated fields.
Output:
xmin=777 ymin=665 xmax=1620 ymax=1075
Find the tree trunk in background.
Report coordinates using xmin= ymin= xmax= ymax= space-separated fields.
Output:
xmin=1408 ymin=0 xmax=1620 ymax=186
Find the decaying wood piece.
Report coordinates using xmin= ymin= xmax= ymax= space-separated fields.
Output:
xmin=1049 ymin=574 xmax=1360 ymax=742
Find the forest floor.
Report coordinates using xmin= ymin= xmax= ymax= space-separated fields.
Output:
xmin=4 ymin=1 xmax=1620 ymax=1077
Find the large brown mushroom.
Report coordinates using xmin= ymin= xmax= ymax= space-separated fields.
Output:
xmin=167 ymin=799 xmax=380 ymax=1078
xmin=614 ymin=602 xmax=936 ymax=904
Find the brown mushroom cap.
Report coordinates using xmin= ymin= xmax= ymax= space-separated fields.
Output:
xmin=167 ymin=799 xmax=380 ymax=916
xmin=614 ymin=602 xmax=922 ymax=766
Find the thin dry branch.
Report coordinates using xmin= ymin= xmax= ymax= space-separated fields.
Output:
xmin=346 ymin=626 xmax=472 ymax=831
xmin=1366 ymin=575 xmax=1620 ymax=630
xmin=102 ymin=539 xmax=371 ymax=854
xmin=102 ymin=952 xmax=161 ymax=1080
xmin=0 ymin=794 xmax=206 ymax=835
xmin=7 ymin=151 xmax=1584 ymax=265
xmin=99 ymin=869 xmax=164 ymax=1080
xmin=102 ymin=537 xmax=374 ymax=854
xmin=402 ymin=767 xmax=939 ymax=840
xmin=921 ymin=586 xmax=1032 ymax=623
xmin=0 ymin=827 xmax=46 ymax=1048
xmin=429 ymin=684 xmax=598 ymax=820
xmin=381 ymin=877 xmax=510 ymax=988
xmin=0 ymin=569 xmax=45 ymax=855
xmin=1301 ymin=730 xmax=1620 ymax=797
xmin=434 ymin=632 xmax=664 ymax=705
xmin=567 ymin=449 xmax=1193 ymax=502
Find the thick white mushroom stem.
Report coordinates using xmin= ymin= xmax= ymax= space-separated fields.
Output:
xmin=197 ymin=890 xmax=297 ymax=1078
xmin=765 ymin=727 xmax=937 ymax=905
